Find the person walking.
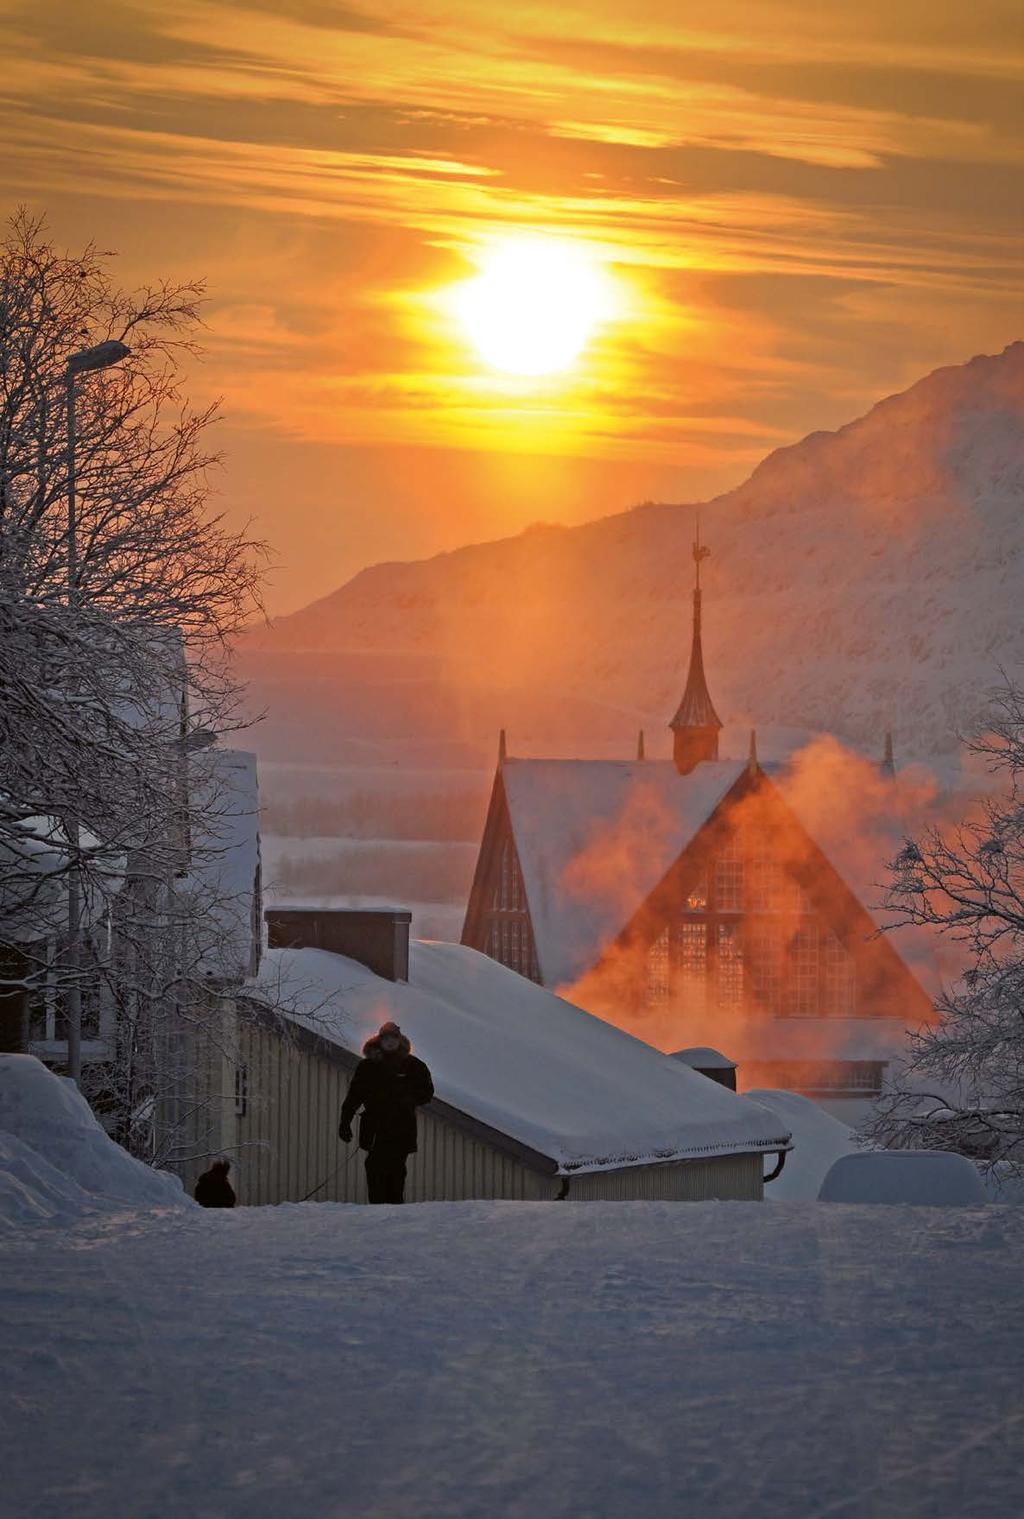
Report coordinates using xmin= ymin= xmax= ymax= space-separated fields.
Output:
xmin=194 ymin=1157 xmax=236 ymax=1208
xmin=338 ymin=1021 xmax=433 ymax=1204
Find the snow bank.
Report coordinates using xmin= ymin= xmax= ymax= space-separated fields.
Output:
xmin=0 ymin=1056 xmax=188 ymax=1223
xmin=255 ymin=941 xmax=791 ymax=1173
xmin=746 ymin=1089 xmax=862 ymax=1201
xmin=818 ymin=1149 xmax=988 ymax=1206
xmin=4 ymin=1200 xmax=1023 ymax=1519
xmin=0 ymin=1131 xmax=97 ymax=1230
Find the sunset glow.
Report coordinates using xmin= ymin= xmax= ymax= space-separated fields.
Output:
xmin=452 ymin=240 xmax=613 ymax=377
xmin=0 ymin=1 xmax=1019 ymax=609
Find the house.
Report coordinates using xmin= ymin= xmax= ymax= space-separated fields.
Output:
xmin=8 ymin=746 xmax=263 ymax=1178
xmin=461 ymin=532 xmax=935 ymax=1119
xmin=232 ymin=907 xmax=792 ymax=1204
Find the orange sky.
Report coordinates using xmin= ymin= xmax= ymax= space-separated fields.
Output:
xmin=2 ymin=0 xmax=1022 ymax=611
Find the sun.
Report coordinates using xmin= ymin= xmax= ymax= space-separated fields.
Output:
xmin=453 ymin=238 xmax=611 ymax=377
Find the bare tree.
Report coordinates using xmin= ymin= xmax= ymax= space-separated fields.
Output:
xmin=0 ymin=211 xmax=267 ymax=1165
xmin=868 ymin=682 xmax=1024 ymax=1181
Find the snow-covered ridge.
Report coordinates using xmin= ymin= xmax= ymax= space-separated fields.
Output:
xmin=242 ymin=342 xmax=1024 ymax=762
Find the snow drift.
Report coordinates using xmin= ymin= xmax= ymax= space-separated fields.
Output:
xmin=746 ymin=1089 xmax=862 ymax=1202
xmin=0 ymin=1055 xmax=188 ymax=1226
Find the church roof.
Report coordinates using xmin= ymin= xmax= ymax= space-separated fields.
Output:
xmin=499 ymin=754 xmax=941 ymax=1000
xmin=502 ymin=758 xmax=746 ymax=986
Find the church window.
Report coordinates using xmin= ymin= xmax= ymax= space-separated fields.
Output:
xmin=645 ymin=930 xmax=671 ymax=1004
xmin=494 ymin=839 xmax=524 ymax=912
xmin=716 ymin=922 xmax=744 ymax=1010
xmin=685 ymin=878 xmax=708 ymax=911
xmin=787 ymin=922 xmax=819 ymax=1016
xmin=823 ymin=929 xmax=856 ymax=1016
xmin=747 ymin=920 xmax=783 ymax=1012
xmin=714 ymin=839 xmax=743 ymax=911
xmin=672 ymin=921 xmax=707 ymax=1017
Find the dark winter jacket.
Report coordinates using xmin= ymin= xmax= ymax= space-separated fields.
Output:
xmin=339 ymin=1033 xmax=434 ymax=1155
xmin=194 ymin=1161 xmax=236 ymax=1208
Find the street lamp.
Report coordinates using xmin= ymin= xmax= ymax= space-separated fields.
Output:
xmin=64 ymin=339 xmax=130 ymax=1086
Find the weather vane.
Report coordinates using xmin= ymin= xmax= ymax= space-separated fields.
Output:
xmin=693 ymin=511 xmax=711 ymax=590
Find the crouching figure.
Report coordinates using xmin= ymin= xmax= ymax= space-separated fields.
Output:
xmin=338 ymin=1022 xmax=434 ymax=1204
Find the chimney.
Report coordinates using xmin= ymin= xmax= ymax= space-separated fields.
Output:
xmin=266 ymin=908 xmax=411 ymax=982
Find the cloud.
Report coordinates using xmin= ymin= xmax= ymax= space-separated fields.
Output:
xmin=0 ymin=0 xmax=1019 ymax=608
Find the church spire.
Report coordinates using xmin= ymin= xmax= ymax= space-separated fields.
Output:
xmin=669 ymin=514 xmax=723 ymax=775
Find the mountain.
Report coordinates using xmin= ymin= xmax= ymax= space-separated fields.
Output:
xmin=240 ymin=343 xmax=1024 ymax=768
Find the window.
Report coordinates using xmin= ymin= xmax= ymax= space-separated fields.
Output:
xmin=716 ymin=922 xmax=744 ymax=1011
xmin=714 ymin=838 xmax=743 ymax=911
xmin=747 ymin=919 xmax=783 ymax=1013
xmin=742 ymin=1060 xmax=884 ymax=1095
xmin=787 ymin=923 xmax=819 ymax=1017
xmin=645 ymin=930 xmax=670 ymax=1005
xmin=673 ymin=921 xmax=707 ymax=1017
xmin=494 ymin=840 xmax=523 ymax=912
xmin=823 ymin=929 xmax=856 ymax=1016
xmin=234 ymin=1065 xmax=248 ymax=1118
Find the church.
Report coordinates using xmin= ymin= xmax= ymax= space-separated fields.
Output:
xmin=461 ymin=531 xmax=935 ymax=1117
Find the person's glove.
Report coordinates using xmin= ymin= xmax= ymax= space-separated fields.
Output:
xmin=338 ymin=1121 xmax=353 ymax=1142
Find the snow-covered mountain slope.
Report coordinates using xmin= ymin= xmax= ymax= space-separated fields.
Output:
xmin=243 ymin=343 xmax=1024 ymax=762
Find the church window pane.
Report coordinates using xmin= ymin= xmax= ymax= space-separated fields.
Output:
xmin=714 ymin=840 xmax=743 ymax=911
xmin=645 ymin=930 xmax=670 ymax=1005
xmin=673 ymin=922 xmax=707 ymax=1017
xmin=747 ymin=920 xmax=783 ymax=1012
xmin=716 ymin=922 xmax=744 ymax=1010
xmin=823 ymin=929 xmax=856 ymax=1016
xmin=787 ymin=922 xmax=819 ymax=1016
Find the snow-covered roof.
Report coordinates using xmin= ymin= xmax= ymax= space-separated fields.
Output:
xmin=502 ymin=758 xmax=747 ymax=986
xmin=253 ymin=940 xmax=790 ymax=1174
xmin=187 ymin=749 xmax=261 ymax=979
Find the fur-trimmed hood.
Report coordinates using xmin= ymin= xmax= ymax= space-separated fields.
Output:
xmin=362 ymin=1021 xmax=412 ymax=1059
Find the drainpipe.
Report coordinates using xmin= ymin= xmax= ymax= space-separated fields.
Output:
xmin=556 ymin=1177 xmax=571 ymax=1200
xmin=763 ymin=1151 xmax=787 ymax=1184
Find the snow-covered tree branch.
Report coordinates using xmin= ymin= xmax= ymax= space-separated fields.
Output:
xmin=868 ymin=682 xmax=1024 ymax=1180
xmin=0 ymin=211 xmax=269 ymax=1163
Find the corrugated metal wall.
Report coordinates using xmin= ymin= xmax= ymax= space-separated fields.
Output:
xmin=234 ymin=1018 xmax=764 ymax=1205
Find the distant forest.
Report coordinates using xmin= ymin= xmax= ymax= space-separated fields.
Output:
xmin=261 ymin=786 xmax=489 ymax=843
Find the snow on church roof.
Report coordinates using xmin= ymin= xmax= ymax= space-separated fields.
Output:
xmin=502 ymin=758 xmax=747 ymax=987
xmin=500 ymin=754 xmax=939 ymax=1000
xmin=255 ymin=939 xmax=790 ymax=1174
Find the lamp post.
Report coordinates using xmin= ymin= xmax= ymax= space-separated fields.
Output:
xmin=64 ymin=339 xmax=130 ymax=1086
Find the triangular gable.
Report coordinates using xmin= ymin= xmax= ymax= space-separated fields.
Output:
xmin=600 ymin=767 xmax=933 ymax=1020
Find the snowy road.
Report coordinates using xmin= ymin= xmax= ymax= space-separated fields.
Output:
xmin=3 ymin=1201 xmax=1023 ymax=1519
